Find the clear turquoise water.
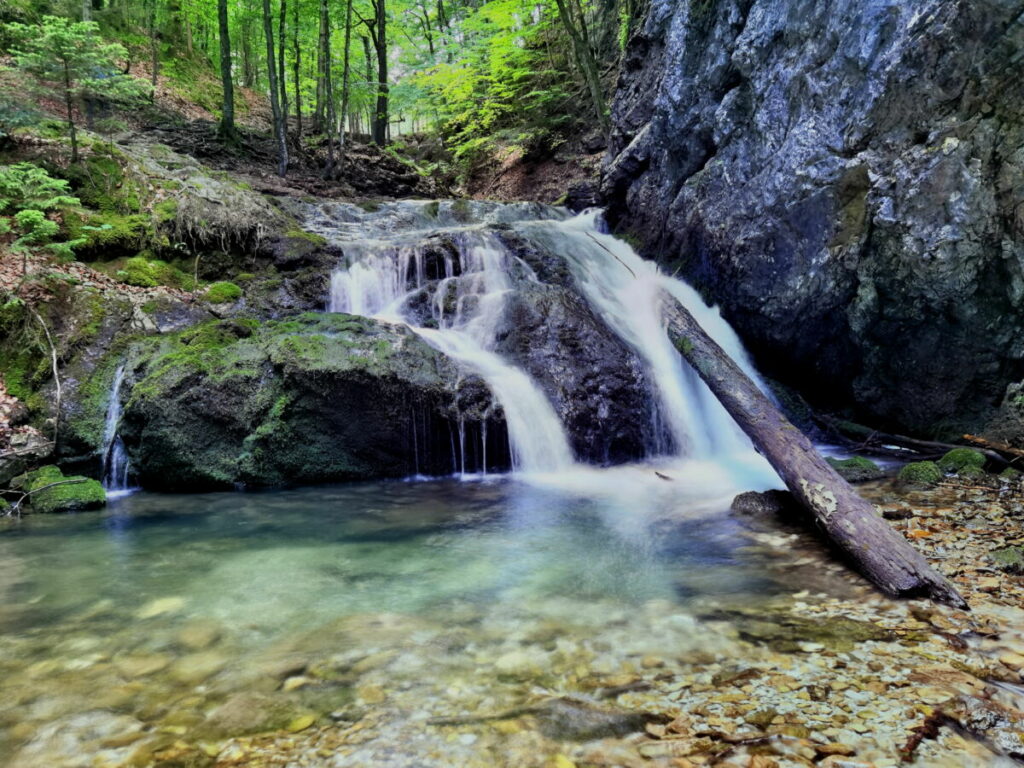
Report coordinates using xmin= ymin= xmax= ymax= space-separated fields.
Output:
xmin=0 ymin=471 xmax=794 ymax=765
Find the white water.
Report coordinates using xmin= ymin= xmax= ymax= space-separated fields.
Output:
xmin=309 ymin=199 xmax=776 ymax=487
xmin=322 ymin=208 xmax=575 ymax=474
xmin=100 ymin=364 xmax=132 ymax=494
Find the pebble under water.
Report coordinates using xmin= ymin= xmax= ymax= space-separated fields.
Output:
xmin=2 ymin=472 xmax=1022 ymax=767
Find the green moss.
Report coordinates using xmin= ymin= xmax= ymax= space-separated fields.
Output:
xmin=897 ymin=461 xmax=943 ymax=487
xmin=826 ymin=456 xmax=883 ymax=482
xmin=65 ymin=211 xmax=151 ymax=256
xmin=937 ymin=448 xmax=986 ymax=474
xmin=26 ymin=466 xmax=106 ymax=514
xmin=204 ymin=281 xmax=243 ymax=304
xmin=62 ymin=151 xmax=142 ymax=214
xmin=284 ymin=228 xmax=328 ymax=247
xmin=235 ymin=272 xmax=256 ymax=283
xmin=992 ymin=547 xmax=1024 ymax=574
xmin=674 ymin=336 xmax=694 ymax=355
xmin=1000 ymin=468 xmax=1022 ymax=481
xmin=113 ymin=256 xmax=194 ymax=290
xmin=0 ymin=498 xmax=9 ymax=515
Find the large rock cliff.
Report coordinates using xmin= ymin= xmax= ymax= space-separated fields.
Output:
xmin=604 ymin=0 xmax=1024 ymax=436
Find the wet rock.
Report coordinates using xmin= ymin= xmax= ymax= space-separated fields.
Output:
xmin=991 ymin=547 xmax=1024 ymax=574
xmin=176 ymin=619 xmax=223 ymax=651
xmin=119 ymin=314 xmax=505 ymax=488
xmin=825 ymin=456 xmax=884 ymax=483
xmin=169 ymin=651 xmax=228 ymax=686
xmin=605 ymin=0 xmax=1024 ymax=437
xmin=199 ymin=692 xmax=311 ymax=739
xmin=698 ymin=608 xmax=893 ymax=652
xmin=529 ymin=698 xmax=654 ymax=741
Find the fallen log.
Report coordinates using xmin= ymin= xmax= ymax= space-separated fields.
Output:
xmin=963 ymin=434 xmax=1024 ymax=465
xmin=662 ymin=292 xmax=967 ymax=608
xmin=820 ymin=416 xmax=1009 ymax=468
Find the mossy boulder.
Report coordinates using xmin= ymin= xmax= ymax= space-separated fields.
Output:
xmin=992 ymin=547 xmax=1024 ymax=574
xmin=114 ymin=256 xmax=194 ymax=290
xmin=119 ymin=314 xmax=504 ymax=490
xmin=204 ymin=281 xmax=243 ymax=304
xmin=937 ymin=448 xmax=986 ymax=474
xmin=897 ymin=460 xmax=943 ymax=487
xmin=826 ymin=455 xmax=884 ymax=482
xmin=23 ymin=465 xmax=106 ymax=514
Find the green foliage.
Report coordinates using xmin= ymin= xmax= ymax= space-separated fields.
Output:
xmin=204 ymin=281 xmax=243 ymax=303
xmin=0 ymin=162 xmax=83 ymax=260
xmin=937 ymin=448 xmax=986 ymax=474
xmin=4 ymin=16 xmax=151 ymax=159
xmin=897 ymin=461 xmax=943 ymax=487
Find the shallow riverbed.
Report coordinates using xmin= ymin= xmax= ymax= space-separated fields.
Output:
xmin=1 ymin=469 xmax=1021 ymax=767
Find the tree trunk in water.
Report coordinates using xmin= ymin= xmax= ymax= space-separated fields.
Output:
xmin=217 ymin=0 xmax=236 ymax=140
xmin=660 ymin=291 xmax=967 ymax=609
xmin=262 ymin=0 xmax=288 ymax=176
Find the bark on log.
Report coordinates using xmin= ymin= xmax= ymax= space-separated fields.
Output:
xmin=661 ymin=291 xmax=967 ymax=609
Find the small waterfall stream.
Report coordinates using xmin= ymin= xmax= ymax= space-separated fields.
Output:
xmin=101 ymin=364 xmax=132 ymax=493
xmin=304 ymin=199 xmax=774 ymax=483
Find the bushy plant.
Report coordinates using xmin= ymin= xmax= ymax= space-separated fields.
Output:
xmin=0 ymin=163 xmax=84 ymax=272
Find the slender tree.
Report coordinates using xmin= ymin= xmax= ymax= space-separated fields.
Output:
xmin=292 ymin=0 xmax=302 ymax=136
xmin=262 ymin=0 xmax=289 ymax=175
xmin=339 ymin=0 xmax=354 ymax=145
xmin=553 ymin=0 xmax=608 ymax=129
xmin=217 ymin=0 xmax=236 ymax=140
xmin=278 ymin=0 xmax=289 ymax=142
xmin=357 ymin=0 xmax=388 ymax=144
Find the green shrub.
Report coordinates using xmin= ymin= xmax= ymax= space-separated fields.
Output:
xmin=937 ymin=448 xmax=986 ymax=474
xmin=204 ymin=281 xmax=242 ymax=304
xmin=897 ymin=461 xmax=943 ymax=487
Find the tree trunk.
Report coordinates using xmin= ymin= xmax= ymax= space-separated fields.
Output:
xmin=339 ymin=0 xmax=354 ymax=145
xmin=63 ymin=59 xmax=79 ymax=163
xmin=292 ymin=0 xmax=302 ymax=137
xmin=372 ymin=0 xmax=388 ymax=146
xmin=278 ymin=0 xmax=288 ymax=142
xmin=315 ymin=0 xmax=329 ymax=132
xmin=661 ymin=291 xmax=967 ymax=608
xmin=262 ymin=0 xmax=289 ymax=176
xmin=552 ymin=0 xmax=608 ymax=130
xmin=217 ymin=0 xmax=236 ymax=140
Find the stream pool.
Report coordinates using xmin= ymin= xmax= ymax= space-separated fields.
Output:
xmin=0 ymin=463 xmax=808 ymax=766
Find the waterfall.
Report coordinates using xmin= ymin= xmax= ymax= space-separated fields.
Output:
xmin=304 ymin=199 xmax=774 ymax=483
xmin=101 ymin=364 xmax=132 ymax=493
xmin=519 ymin=210 xmax=766 ymax=460
xmin=317 ymin=202 xmax=574 ymax=474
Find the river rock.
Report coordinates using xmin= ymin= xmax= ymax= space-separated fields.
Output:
xmin=605 ymin=0 xmax=1024 ymax=438
xmin=117 ymin=314 xmax=505 ymax=489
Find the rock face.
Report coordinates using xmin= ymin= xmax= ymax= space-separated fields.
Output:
xmin=118 ymin=314 xmax=506 ymax=490
xmin=605 ymin=0 xmax=1024 ymax=437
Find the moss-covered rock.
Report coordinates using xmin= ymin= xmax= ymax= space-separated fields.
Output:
xmin=1000 ymin=467 xmax=1022 ymax=481
xmin=119 ymin=314 xmax=504 ymax=490
xmin=937 ymin=448 xmax=986 ymax=474
xmin=204 ymin=281 xmax=242 ymax=304
xmin=897 ymin=460 xmax=943 ymax=487
xmin=825 ymin=455 xmax=884 ymax=482
xmin=23 ymin=465 xmax=106 ymax=514
xmin=992 ymin=547 xmax=1024 ymax=574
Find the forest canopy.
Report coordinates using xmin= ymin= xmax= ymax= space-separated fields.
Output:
xmin=1 ymin=0 xmax=635 ymax=175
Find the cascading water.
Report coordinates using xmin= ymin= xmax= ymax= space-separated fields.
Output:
xmin=317 ymin=201 xmax=575 ymax=473
xmin=101 ymin=364 xmax=132 ymax=493
xmin=300 ymin=199 xmax=775 ymax=486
